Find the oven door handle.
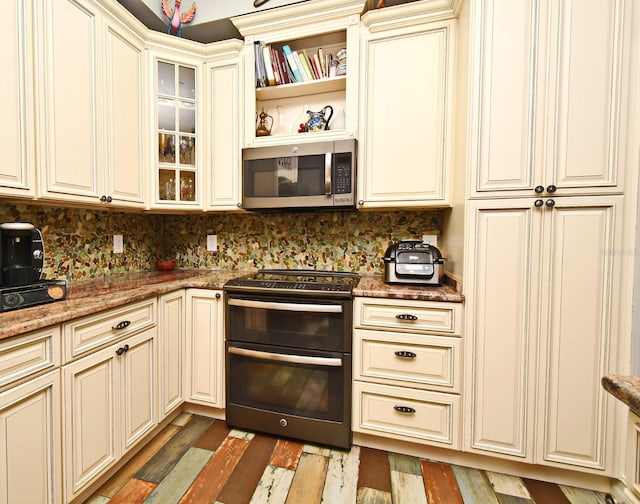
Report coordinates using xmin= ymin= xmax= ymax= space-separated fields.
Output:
xmin=228 ymin=298 xmax=343 ymax=313
xmin=228 ymin=346 xmax=343 ymax=367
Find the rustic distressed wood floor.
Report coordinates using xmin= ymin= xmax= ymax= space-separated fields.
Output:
xmin=86 ymin=413 xmax=608 ymax=504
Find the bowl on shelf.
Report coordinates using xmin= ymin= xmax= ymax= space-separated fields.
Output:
xmin=156 ymin=258 xmax=176 ymax=271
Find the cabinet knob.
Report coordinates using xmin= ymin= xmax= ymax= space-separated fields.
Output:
xmin=545 ymin=199 xmax=556 ymax=208
xmin=534 ymin=199 xmax=544 ymax=208
xmin=100 ymin=195 xmax=107 ymax=202
xmin=534 ymin=185 xmax=545 ymax=194
xmin=123 ymin=344 xmax=129 ymax=353
xmin=112 ymin=320 xmax=131 ymax=331
xmin=395 ymin=313 xmax=418 ymax=321
xmin=394 ymin=350 xmax=417 ymax=359
xmin=116 ymin=347 xmax=124 ymax=356
xmin=215 ymin=293 xmax=221 ymax=299
xmin=546 ymin=185 xmax=557 ymax=193
xmin=358 ymin=200 xmax=364 ymax=206
xmin=237 ymin=202 xmax=242 ymax=208
xmin=106 ymin=195 xmax=113 ymax=203
xmin=393 ymin=405 xmax=416 ymax=414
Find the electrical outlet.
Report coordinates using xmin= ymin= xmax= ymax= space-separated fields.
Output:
xmin=422 ymin=234 xmax=437 ymax=247
xmin=113 ymin=235 xmax=124 ymax=254
xmin=207 ymin=234 xmax=218 ymax=252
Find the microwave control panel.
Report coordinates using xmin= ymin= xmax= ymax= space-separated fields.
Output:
xmin=334 ymin=153 xmax=352 ymax=194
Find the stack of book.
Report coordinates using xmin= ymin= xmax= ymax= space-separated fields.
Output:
xmin=254 ymin=41 xmax=342 ymax=88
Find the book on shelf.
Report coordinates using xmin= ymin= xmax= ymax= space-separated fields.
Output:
xmin=292 ymin=50 xmax=309 ymax=81
xmin=253 ymin=41 xmax=267 ymax=87
xmin=262 ymin=45 xmax=276 ymax=86
xmin=281 ymin=44 xmax=304 ymax=83
xmin=296 ymin=50 xmax=312 ymax=81
xmin=301 ymin=49 xmax=319 ymax=80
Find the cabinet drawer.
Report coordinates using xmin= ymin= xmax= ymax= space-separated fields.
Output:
xmin=354 ymin=329 xmax=461 ymax=393
xmin=352 ymin=381 xmax=460 ymax=448
xmin=0 ymin=327 xmax=61 ymax=389
xmin=354 ymin=297 xmax=461 ymax=335
xmin=64 ymin=299 xmax=157 ymax=362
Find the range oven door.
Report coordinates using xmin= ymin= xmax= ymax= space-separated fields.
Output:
xmin=225 ymin=294 xmax=352 ymax=352
xmin=225 ymin=341 xmax=352 ymax=449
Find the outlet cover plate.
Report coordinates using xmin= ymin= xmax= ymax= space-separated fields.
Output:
xmin=207 ymin=234 xmax=218 ymax=252
xmin=113 ymin=235 xmax=124 ymax=253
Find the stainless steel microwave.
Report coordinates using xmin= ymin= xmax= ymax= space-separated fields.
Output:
xmin=242 ymin=139 xmax=356 ymax=210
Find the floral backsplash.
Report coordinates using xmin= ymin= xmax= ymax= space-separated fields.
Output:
xmin=0 ymin=203 xmax=442 ymax=281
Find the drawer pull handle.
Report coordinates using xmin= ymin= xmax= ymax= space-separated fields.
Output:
xmin=394 ymin=350 xmax=417 ymax=359
xmin=395 ymin=314 xmax=418 ymax=321
xmin=393 ymin=405 xmax=416 ymax=414
xmin=112 ymin=320 xmax=131 ymax=331
xmin=115 ymin=344 xmax=130 ymax=356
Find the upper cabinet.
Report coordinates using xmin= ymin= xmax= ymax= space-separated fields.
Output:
xmin=1 ymin=0 xmax=36 ymax=199
xmin=34 ymin=0 xmax=146 ymax=208
xmin=468 ymin=0 xmax=633 ymax=198
xmin=204 ymin=41 xmax=244 ymax=211
xmin=358 ymin=2 xmax=457 ymax=209
xmin=150 ymin=52 xmax=201 ymax=209
xmin=232 ymin=0 xmax=365 ymax=148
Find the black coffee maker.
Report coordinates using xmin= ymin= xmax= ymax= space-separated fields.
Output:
xmin=0 ymin=222 xmax=45 ymax=287
xmin=0 ymin=222 xmax=65 ymax=312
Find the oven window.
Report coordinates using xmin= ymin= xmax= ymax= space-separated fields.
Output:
xmin=226 ymin=296 xmax=350 ymax=352
xmin=227 ymin=343 xmax=346 ymax=422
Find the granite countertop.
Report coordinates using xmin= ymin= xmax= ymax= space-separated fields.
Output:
xmin=0 ymin=270 xmax=464 ymax=342
xmin=602 ymin=374 xmax=640 ymax=417
xmin=354 ymin=274 xmax=464 ymax=303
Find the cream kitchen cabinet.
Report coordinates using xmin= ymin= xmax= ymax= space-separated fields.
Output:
xmin=467 ymin=0 xmax=633 ymax=198
xmin=0 ymin=327 xmax=62 ymax=504
xmin=150 ymin=49 xmax=201 ymax=209
xmin=34 ymin=0 xmax=146 ymax=208
xmin=158 ymin=291 xmax=186 ymax=420
xmin=464 ymin=196 xmax=624 ymax=474
xmin=1 ymin=0 xmax=36 ymax=199
xmin=61 ymin=299 xmax=157 ymax=502
xmin=352 ymin=297 xmax=463 ymax=448
xmin=232 ymin=0 xmax=363 ymax=149
xmin=186 ymin=289 xmax=224 ymax=408
xmin=204 ymin=41 xmax=244 ymax=211
xmin=357 ymin=3 xmax=456 ymax=209
xmin=627 ymin=412 xmax=640 ymax=502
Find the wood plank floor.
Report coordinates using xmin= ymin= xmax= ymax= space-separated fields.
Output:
xmin=86 ymin=413 xmax=608 ymax=504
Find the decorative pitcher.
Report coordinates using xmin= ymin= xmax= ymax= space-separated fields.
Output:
xmin=305 ymin=105 xmax=333 ymax=131
xmin=256 ymin=108 xmax=274 ymax=137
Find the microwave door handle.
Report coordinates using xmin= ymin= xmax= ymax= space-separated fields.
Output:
xmin=325 ymin=152 xmax=332 ymax=195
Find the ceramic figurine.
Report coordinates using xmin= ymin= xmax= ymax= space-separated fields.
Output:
xmin=161 ymin=0 xmax=196 ymax=38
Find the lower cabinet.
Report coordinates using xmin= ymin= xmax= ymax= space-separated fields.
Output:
xmin=62 ymin=327 xmax=156 ymax=501
xmin=464 ymin=197 xmax=623 ymax=473
xmin=628 ymin=412 xmax=640 ymax=501
xmin=0 ymin=370 xmax=62 ymax=504
xmin=185 ymin=289 xmax=224 ymax=408
xmin=158 ymin=291 xmax=186 ymax=420
xmin=352 ymin=297 xmax=463 ymax=449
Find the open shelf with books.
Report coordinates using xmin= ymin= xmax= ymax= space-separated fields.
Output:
xmin=231 ymin=0 xmax=365 ymax=147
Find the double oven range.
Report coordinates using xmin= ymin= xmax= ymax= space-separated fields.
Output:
xmin=223 ymin=270 xmax=359 ymax=449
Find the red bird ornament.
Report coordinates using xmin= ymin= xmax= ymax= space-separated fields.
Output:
xmin=161 ymin=0 xmax=196 ymax=37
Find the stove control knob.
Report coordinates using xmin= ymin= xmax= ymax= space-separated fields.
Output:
xmin=279 ymin=418 xmax=288 ymax=427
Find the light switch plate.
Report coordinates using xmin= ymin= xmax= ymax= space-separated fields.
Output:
xmin=207 ymin=234 xmax=218 ymax=252
xmin=113 ymin=235 xmax=124 ymax=254
xmin=422 ymin=234 xmax=437 ymax=247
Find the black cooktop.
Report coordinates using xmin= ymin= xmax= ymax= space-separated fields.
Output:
xmin=224 ymin=269 xmax=359 ymax=296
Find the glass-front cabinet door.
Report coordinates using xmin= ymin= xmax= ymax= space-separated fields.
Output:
xmin=154 ymin=59 xmax=199 ymax=206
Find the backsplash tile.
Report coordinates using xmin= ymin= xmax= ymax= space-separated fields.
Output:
xmin=0 ymin=203 xmax=441 ymax=280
